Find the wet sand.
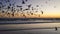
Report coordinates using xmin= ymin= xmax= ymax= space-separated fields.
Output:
xmin=0 ymin=23 xmax=60 ymax=34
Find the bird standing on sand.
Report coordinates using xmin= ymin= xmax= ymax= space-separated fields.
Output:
xmin=55 ymin=27 xmax=58 ymax=31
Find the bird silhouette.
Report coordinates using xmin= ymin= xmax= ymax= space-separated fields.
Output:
xmin=29 ymin=12 xmax=33 ymax=15
xmin=36 ymin=5 xmax=39 ymax=7
xmin=12 ymin=13 xmax=14 ymax=16
xmin=9 ymin=3 xmax=11 ymax=6
xmin=0 ymin=2 xmax=2 ymax=5
xmin=55 ymin=27 xmax=58 ymax=31
xmin=23 ymin=14 xmax=26 ymax=18
xmin=41 ymin=10 xmax=43 ymax=14
xmin=2 ymin=11 xmax=5 ymax=13
xmin=7 ymin=6 xmax=10 ymax=9
xmin=27 ymin=4 xmax=32 ymax=9
xmin=22 ymin=0 xmax=25 ymax=4
xmin=20 ymin=8 xmax=23 ymax=11
xmin=23 ymin=8 xmax=29 ymax=11
xmin=17 ymin=5 xmax=22 ymax=11
xmin=7 ymin=12 xmax=10 ymax=15
xmin=17 ymin=5 xmax=22 ymax=7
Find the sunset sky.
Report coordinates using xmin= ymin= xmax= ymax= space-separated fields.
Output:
xmin=0 ymin=0 xmax=60 ymax=18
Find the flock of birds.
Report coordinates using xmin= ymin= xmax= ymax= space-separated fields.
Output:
xmin=0 ymin=0 xmax=56 ymax=18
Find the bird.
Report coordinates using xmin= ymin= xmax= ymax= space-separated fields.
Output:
xmin=2 ymin=11 xmax=5 ymax=13
xmin=27 ymin=4 xmax=32 ymax=8
xmin=30 ymin=13 xmax=33 ymax=15
xmin=36 ymin=5 xmax=39 ymax=7
xmin=41 ymin=10 xmax=43 ymax=14
xmin=20 ymin=8 xmax=23 ymax=11
xmin=17 ymin=5 xmax=22 ymax=7
xmin=55 ymin=27 xmax=58 ymax=31
xmin=12 ymin=12 xmax=15 ymax=16
xmin=23 ymin=8 xmax=29 ymax=11
xmin=7 ymin=6 xmax=10 ymax=9
xmin=22 ymin=0 xmax=25 ymax=4
xmin=7 ymin=12 xmax=10 ymax=14
xmin=9 ymin=3 xmax=11 ymax=6
xmin=17 ymin=5 xmax=22 ymax=11
xmin=23 ymin=14 xmax=26 ymax=18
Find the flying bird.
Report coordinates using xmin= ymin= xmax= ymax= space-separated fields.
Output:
xmin=36 ymin=5 xmax=39 ymax=7
xmin=12 ymin=13 xmax=14 ymax=16
xmin=27 ymin=4 xmax=32 ymax=8
xmin=9 ymin=3 xmax=11 ymax=6
xmin=30 ymin=12 xmax=33 ymax=15
xmin=23 ymin=14 xmax=26 ymax=18
xmin=22 ymin=0 xmax=25 ymax=4
xmin=7 ymin=6 xmax=10 ymax=9
xmin=17 ymin=5 xmax=22 ymax=11
xmin=17 ymin=5 xmax=22 ymax=7
xmin=2 ymin=11 xmax=5 ymax=13
xmin=41 ymin=10 xmax=43 ymax=14
xmin=23 ymin=8 xmax=29 ymax=11
xmin=20 ymin=8 xmax=23 ymax=11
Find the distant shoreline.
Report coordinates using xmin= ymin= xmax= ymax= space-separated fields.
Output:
xmin=0 ymin=18 xmax=60 ymax=21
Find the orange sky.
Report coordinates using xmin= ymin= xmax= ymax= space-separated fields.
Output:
xmin=0 ymin=12 xmax=60 ymax=18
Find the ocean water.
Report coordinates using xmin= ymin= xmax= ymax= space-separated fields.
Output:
xmin=0 ymin=19 xmax=60 ymax=24
xmin=0 ymin=19 xmax=60 ymax=34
